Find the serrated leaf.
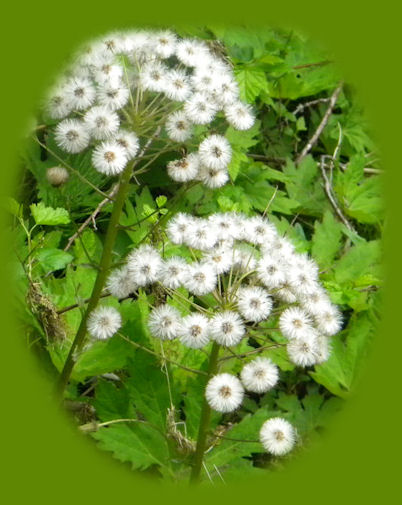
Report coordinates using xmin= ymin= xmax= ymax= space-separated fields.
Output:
xmin=334 ymin=240 xmax=381 ymax=285
xmin=311 ymin=211 xmax=343 ymax=268
xmin=234 ymin=68 xmax=268 ymax=102
xmin=73 ymin=336 xmax=133 ymax=382
xmin=30 ymin=202 xmax=70 ymax=225
xmin=35 ymin=248 xmax=73 ymax=272
xmin=206 ymin=408 xmax=272 ymax=468
xmin=310 ymin=312 xmax=375 ymax=397
xmin=92 ymin=422 xmax=170 ymax=472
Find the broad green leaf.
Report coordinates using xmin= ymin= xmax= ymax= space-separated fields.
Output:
xmin=310 ymin=313 xmax=375 ymax=397
xmin=30 ymin=202 xmax=70 ymax=225
xmin=334 ymin=240 xmax=381 ymax=285
xmin=125 ymin=353 xmax=177 ymax=430
xmin=73 ymin=336 xmax=133 ymax=382
xmin=206 ymin=408 xmax=273 ymax=468
xmin=35 ymin=248 xmax=73 ymax=272
xmin=234 ymin=68 xmax=268 ymax=102
xmin=92 ymin=421 xmax=170 ymax=472
xmin=311 ymin=211 xmax=343 ymax=268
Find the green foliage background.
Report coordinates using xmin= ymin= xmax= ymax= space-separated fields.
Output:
xmin=0 ymin=0 xmax=398 ymax=502
xmin=9 ymin=25 xmax=383 ymax=482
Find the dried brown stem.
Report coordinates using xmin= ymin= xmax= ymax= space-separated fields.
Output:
xmin=296 ymin=82 xmax=343 ymax=165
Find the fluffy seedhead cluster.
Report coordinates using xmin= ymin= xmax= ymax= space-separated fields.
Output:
xmin=88 ymin=211 xmax=342 ymax=457
xmin=45 ymin=30 xmax=255 ymax=185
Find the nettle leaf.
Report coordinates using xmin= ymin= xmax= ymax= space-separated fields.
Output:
xmin=310 ymin=312 xmax=375 ymax=397
xmin=234 ymin=67 xmax=268 ymax=102
xmin=73 ymin=335 xmax=133 ymax=382
xmin=275 ymin=390 xmax=342 ymax=436
xmin=30 ymin=202 xmax=70 ymax=225
xmin=126 ymin=353 xmax=178 ymax=430
xmin=92 ymin=422 xmax=171 ymax=472
xmin=35 ymin=248 xmax=73 ymax=273
xmin=343 ymin=176 xmax=384 ymax=224
xmin=283 ymin=156 xmax=329 ymax=216
xmin=91 ymin=379 xmax=172 ymax=473
xmin=206 ymin=407 xmax=273 ymax=468
xmin=334 ymin=240 xmax=381 ymax=286
xmin=93 ymin=380 xmax=132 ymax=421
xmin=311 ymin=211 xmax=343 ymax=268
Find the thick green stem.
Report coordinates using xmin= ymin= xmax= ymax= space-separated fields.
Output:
xmin=190 ymin=342 xmax=221 ymax=484
xmin=56 ymin=164 xmax=133 ymax=394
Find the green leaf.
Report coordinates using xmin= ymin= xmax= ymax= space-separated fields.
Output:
xmin=125 ymin=353 xmax=177 ymax=430
xmin=310 ymin=312 xmax=375 ymax=397
xmin=311 ymin=211 xmax=343 ymax=268
xmin=334 ymin=240 xmax=381 ymax=285
xmin=35 ymin=248 xmax=73 ymax=272
xmin=30 ymin=202 xmax=70 ymax=225
xmin=283 ymin=156 xmax=329 ymax=216
xmin=73 ymin=336 xmax=133 ymax=382
xmin=206 ymin=408 xmax=272 ymax=468
xmin=234 ymin=68 xmax=268 ymax=102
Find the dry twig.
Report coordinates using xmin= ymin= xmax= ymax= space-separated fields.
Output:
xmin=296 ymin=82 xmax=343 ymax=165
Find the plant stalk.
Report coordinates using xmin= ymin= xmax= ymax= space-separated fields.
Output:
xmin=189 ymin=341 xmax=221 ymax=484
xmin=56 ymin=163 xmax=134 ymax=394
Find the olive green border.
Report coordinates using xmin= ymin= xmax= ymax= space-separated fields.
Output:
xmin=1 ymin=1 xmax=398 ymax=502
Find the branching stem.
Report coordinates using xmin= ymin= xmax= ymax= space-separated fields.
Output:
xmin=56 ymin=162 xmax=134 ymax=394
xmin=190 ymin=341 xmax=221 ymax=484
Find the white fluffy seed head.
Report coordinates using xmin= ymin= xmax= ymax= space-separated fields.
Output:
xmin=198 ymin=135 xmax=232 ymax=170
xmin=236 ymin=286 xmax=273 ymax=322
xmin=64 ymin=76 xmax=96 ymax=111
xmin=46 ymin=84 xmax=73 ymax=119
xmin=97 ymin=82 xmax=130 ymax=111
xmin=259 ymin=418 xmax=296 ymax=456
xmin=87 ymin=306 xmax=122 ymax=340
xmin=178 ymin=313 xmax=210 ymax=349
xmin=240 ymin=357 xmax=279 ymax=394
xmin=185 ymin=218 xmax=219 ymax=251
xmin=205 ymin=373 xmax=244 ymax=413
xmin=126 ymin=244 xmax=162 ymax=286
xmin=257 ymin=255 xmax=287 ymax=289
xmin=92 ymin=141 xmax=128 ymax=175
xmin=176 ymin=39 xmax=210 ymax=67
xmin=210 ymin=311 xmax=245 ymax=346
xmin=314 ymin=305 xmax=342 ymax=336
xmin=279 ymin=307 xmax=314 ymax=340
xmin=245 ymin=216 xmax=277 ymax=245
xmin=183 ymin=262 xmax=217 ymax=296
xmin=197 ymin=165 xmax=229 ymax=189
xmin=287 ymin=332 xmax=319 ymax=367
xmin=139 ymin=61 xmax=168 ymax=93
xmin=202 ymin=246 xmax=233 ymax=275
xmin=232 ymin=245 xmax=258 ymax=273
xmin=224 ymin=101 xmax=255 ymax=130
xmin=84 ymin=106 xmax=120 ymax=140
xmin=159 ymin=256 xmax=188 ymax=289
xmin=148 ymin=304 xmax=181 ymax=340
xmin=314 ymin=335 xmax=331 ymax=364
xmin=166 ymin=213 xmax=196 ymax=245
xmin=167 ymin=153 xmax=200 ymax=182
xmin=153 ymin=30 xmax=177 ymax=59
xmin=114 ymin=130 xmax=140 ymax=159
xmin=164 ymin=69 xmax=191 ymax=102
xmin=183 ymin=92 xmax=217 ymax=125
xmin=165 ymin=111 xmax=193 ymax=142
xmin=55 ymin=119 xmax=90 ymax=153
xmin=106 ymin=266 xmax=136 ymax=298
